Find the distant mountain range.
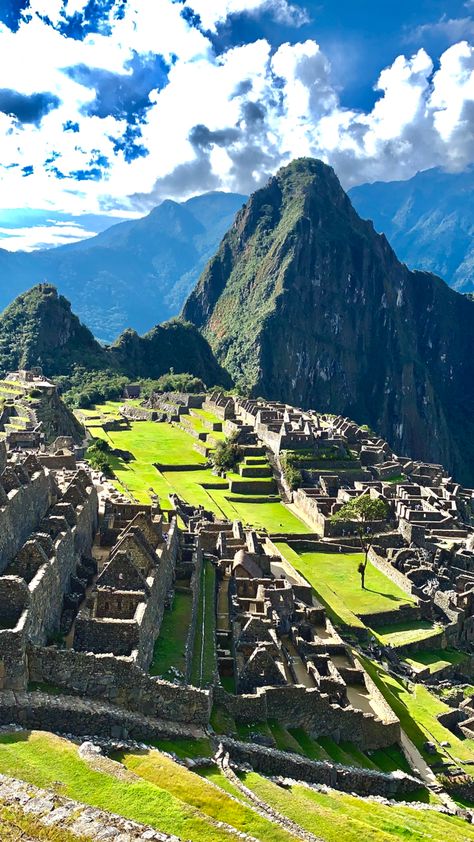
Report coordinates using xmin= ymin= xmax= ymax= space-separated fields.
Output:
xmin=0 ymin=192 xmax=245 ymax=342
xmin=183 ymin=158 xmax=474 ymax=485
xmin=349 ymin=167 xmax=474 ymax=293
xmin=1 ymin=168 xmax=473 ymax=344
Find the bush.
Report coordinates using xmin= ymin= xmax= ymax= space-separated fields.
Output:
xmin=57 ymin=366 xmax=128 ymax=409
xmin=86 ymin=438 xmax=114 ymax=476
xmin=212 ymin=433 xmax=243 ymax=472
xmin=140 ymin=372 xmax=205 ymax=399
xmin=280 ymin=451 xmax=303 ymax=490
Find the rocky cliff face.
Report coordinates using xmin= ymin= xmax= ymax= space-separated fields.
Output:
xmin=183 ymin=158 xmax=474 ymax=484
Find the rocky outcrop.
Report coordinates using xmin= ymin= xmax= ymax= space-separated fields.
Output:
xmin=183 ymin=158 xmax=474 ymax=484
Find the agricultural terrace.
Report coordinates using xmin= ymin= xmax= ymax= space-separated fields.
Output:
xmin=274 ymin=543 xmax=416 ymax=628
xmin=1 ymin=731 xmax=473 ymax=842
xmin=360 ymin=655 xmax=474 ymax=770
xmin=80 ymin=401 xmax=309 ymax=533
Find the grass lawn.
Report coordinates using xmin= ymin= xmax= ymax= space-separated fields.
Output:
xmin=405 ymin=648 xmax=469 ymax=675
xmin=149 ymin=590 xmax=193 ymax=679
xmin=0 ymin=731 xmax=241 ymax=842
xmin=84 ymin=410 xmax=311 ymax=533
xmin=191 ymin=560 xmax=217 ymax=687
xmin=211 ymin=495 xmax=309 ymax=533
xmin=359 ymin=654 xmax=474 ymax=767
xmin=275 ymin=544 xmax=415 ymax=624
xmin=374 ymin=621 xmax=441 ymax=649
xmin=241 ymin=771 xmax=474 ymax=842
xmin=150 ymin=737 xmax=213 ymax=759
xmin=119 ymin=749 xmax=295 ymax=842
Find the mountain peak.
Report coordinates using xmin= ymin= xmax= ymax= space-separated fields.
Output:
xmin=182 ymin=156 xmax=474 ymax=484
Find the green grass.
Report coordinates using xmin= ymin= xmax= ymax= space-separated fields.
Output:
xmin=405 ymin=648 xmax=469 ymax=675
xmin=118 ymin=748 xmax=296 ymax=842
xmin=149 ymin=590 xmax=193 ymax=679
xmin=369 ymin=744 xmax=412 ymax=775
xmin=149 ymin=737 xmax=213 ymax=759
xmin=0 ymin=731 xmax=243 ymax=842
xmin=191 ymin=560 xmax=217 ymax=687
xmin=83 ymin=408 xmax=310 ymax=532
xmin=241 ymin=771 xmax=474 ymax=841
xmin=275 ymin=544 xmax=415 ymax=625
xmin=374 ymin=621 xmax=441 ymax=648
xmin=359 ymin=654 xmax=474 ymax=767
xmin=236 ymin=721 xmax=275 ymax=743
xmin=288 ymin=729 xmax=331 ymax=760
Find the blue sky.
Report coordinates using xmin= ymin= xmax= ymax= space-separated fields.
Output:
xmin=0 ymin=0 xmax=473 ymax=249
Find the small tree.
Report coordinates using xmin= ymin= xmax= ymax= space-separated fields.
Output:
xmin=212 ymin=433 xmax=243 ymax=473
xmin=331 ymin=495 xmax=389 ymax=589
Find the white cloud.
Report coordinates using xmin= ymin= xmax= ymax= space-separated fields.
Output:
xmin=185 ymin=0 xmax=309 ymax=31
xmin=0 ymin=222 xmax=98 ymax=250
xmin=408 ymin=15 xmax=474 ymax=42
xmin=0 ymin=0 xmax=473 ymax=222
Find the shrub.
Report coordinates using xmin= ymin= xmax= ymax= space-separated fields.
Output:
xmin=280 ymin=451 xmax=303 ymax=490
xmin=86 ymin=438 xmax=114 ymax=476
xmin=212 ymin=433 xmax=243 ymax=472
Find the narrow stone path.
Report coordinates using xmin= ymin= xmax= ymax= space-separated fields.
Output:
xmin=399 ymin=730 xmax=459 ymax=812
xmin=216 ymin=746 xmax=322 ymax=842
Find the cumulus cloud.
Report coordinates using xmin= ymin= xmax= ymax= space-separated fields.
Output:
xmin=0 ymin=0 xmax=473 ymax=220
xmin=186 ymin=0 xmax=310 ymax=31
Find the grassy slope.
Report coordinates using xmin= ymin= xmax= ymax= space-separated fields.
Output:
xmin=274 ymin=543 xmax=414 ymax=625
xmin=405 ymin=648 xmax=469 ymax=674
xmin=149 ymin=589 xmax=192 ymax=679
xmin=120 ymin=749 xmax=295 ymax=842
xmin=242 ymin=771 xmax=474 ymax=842
xmin=84 ymin=403 xmax=309 ymax=532
xmin=359 ymin=655 xmax=474 ymax=767
xmin=374 ymin=621 xmax=441 ymax=648
xmin=0 ymin=732 xmax=262 ymax=842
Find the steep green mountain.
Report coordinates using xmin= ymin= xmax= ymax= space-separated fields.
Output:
xmin=0 ymin=283 xmax=108 ymax=375
xmin=0 ymin=283 xmax=230 ymax=390
xmin=0 ymin=191 xmax=245 ymax=341
xmin=348 ymin=167 xmax=474 ymax=292
xmin=183 ymin=158 xmax=474 ymax=484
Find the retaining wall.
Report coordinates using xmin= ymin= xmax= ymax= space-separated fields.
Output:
xmin=220 ymin=737 xmax=422 ymax=798
xmin=28 ymin=644 xmax=211 ymax=725
xmin=214 ymin=683 xmax=400 ymax=750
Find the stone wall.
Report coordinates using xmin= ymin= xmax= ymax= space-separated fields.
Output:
xmin=0 ymin=773 xmax=173 ymax=841
xmin=28 ymin=645 xmax=211 ymax=725
xmin=185 ymin=540 xmax=203 ymax=682
xmin=214 ymin=683 xmax=400 ymax=750
xmin=0 ymin=689 xmax=204 ymax=740
xmin=368 ymin=546 xmax=416 ymax=598
xmin=220 ymin=737 xmax=422 ymax=798
xmin=0 ymin=468 xmax=54 ymax=574
xmin=137 ymin=520 xmax=179 ymax=669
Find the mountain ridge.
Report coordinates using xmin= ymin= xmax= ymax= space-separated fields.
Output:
xmin=349 ymin=167 xmax=474 ymax=292
xmin=183 ymin=158 xmax=474 ymax=484
xmin=0 ymin=283 xmax=230 ymax=389
xmin=0 ymin=191 xmax=246 ymax=341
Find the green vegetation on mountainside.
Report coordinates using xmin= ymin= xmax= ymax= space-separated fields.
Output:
xmin=182 ymin=157 xmax=474 ymax=485
xmin=0 ymin=284 xmax=230 ymax=407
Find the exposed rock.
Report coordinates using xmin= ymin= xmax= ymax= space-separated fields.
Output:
xmin=183 ymin=157 xmax=474 ymax=484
